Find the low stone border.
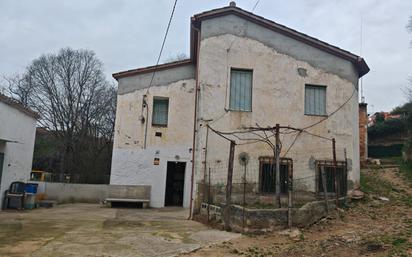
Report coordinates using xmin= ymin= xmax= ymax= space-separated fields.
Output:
xmin=198 ymin=198 xmax=346 ymax=233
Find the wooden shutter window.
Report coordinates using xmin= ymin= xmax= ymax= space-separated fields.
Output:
xmin=152 ymin=98 xmax=169 ymax=126
xmin=229 ymin=69 xmax=253 ymax=111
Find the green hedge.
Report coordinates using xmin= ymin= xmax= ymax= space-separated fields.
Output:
xmin=368 ymin=144 xmax=403 ymax=158
xmin=368 ymin=118 xmax=406 ymax=140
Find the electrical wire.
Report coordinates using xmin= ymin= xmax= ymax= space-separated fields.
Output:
xmin=142 ymin=0 xmax=178 ymax=149
xmin=303 ymin=83 xmax=357 ymax=130
xmin=145 ymin=0 xmax=178 ymax=94
xmin=251 ymin=0 xmax=261 ymax=11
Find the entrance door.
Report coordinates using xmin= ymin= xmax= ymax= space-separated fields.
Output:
xmin=0 ymin=153 xmax=4 ymax=186
xmin=165 ymin=162 xmax=186 ymax=206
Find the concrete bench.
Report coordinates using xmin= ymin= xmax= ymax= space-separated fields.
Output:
xmin=105 ymin=198 xmax=150 ymax=208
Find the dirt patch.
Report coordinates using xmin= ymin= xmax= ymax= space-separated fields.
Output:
xmin=182 ymin=167 xmax=412 ymax=257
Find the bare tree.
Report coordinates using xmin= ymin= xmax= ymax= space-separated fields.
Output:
xmin=164 ymin=52 xmax=188 ymax=63
xmin=406 ymin=16 xmax=412 ymax=99
xmin=8 ymin=48 xmax=116 ymax=182
xmin=2 ymin=73 xmax=35 ymax=107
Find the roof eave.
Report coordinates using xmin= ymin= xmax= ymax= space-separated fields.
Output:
xmin=0 ymin=94 xmax=40 ymax=120
xmin=193 ymin=6 xmax=370 ymax=79
xmin=357 ymin=58 xmax=370 ymax=78
xmin=112 ymin=59 xmax=194 ymax=80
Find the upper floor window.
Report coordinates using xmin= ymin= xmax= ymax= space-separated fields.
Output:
xmin=152 ymin=97 xmax=169 ymax=126
xmin=305 ymin=85 xmax=326 ymax=116
xmin=229 ymin=69 xmax=253 ymax=111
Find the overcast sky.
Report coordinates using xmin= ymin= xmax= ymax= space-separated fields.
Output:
xmin=1 ymin=0 xmax=411 ymax=113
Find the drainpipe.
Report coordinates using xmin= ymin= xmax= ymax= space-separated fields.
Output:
xmin=143 ymin=95 xmax=149 ymax=149
xmin=189 ymin=24 xmax=201 ymax=220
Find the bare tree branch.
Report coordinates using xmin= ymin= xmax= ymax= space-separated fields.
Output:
xmin=6 ymin=47 xmax=116 ymax=182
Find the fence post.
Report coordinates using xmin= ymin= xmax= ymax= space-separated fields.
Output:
xmin=288 ymin=161 xmax=293 ymax=229
xmin=275 ymin=123 xmax=281 ymax=208
xmin=332 ymin=138 xmax=339 ymax=208
xmin=321 ymin=165 xmax=329 ymax=214
xmin=242 ymin=165 xmax=247 ymax=231
xmin=344 ymin=148 xmax=348 ymax=195
xmin=224 ymin=140 xmax=236 ymax=231
xmin=207 ymin=167 xmax=211 ymax=222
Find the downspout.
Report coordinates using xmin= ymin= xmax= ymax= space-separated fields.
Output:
xmin=189 ymin=23 xmax=201 ymax=219
xmin=143 ymin=95 xmax=149 ymax=149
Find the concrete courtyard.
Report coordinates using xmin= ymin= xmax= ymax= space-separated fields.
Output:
xmin=0 ymin=204 xmax=239 ymax=257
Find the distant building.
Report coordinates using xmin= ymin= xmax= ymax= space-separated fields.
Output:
xmin=368 ymin=112 xmax=402 ymax=127
xmin=0 ymin=94 xmax=39 ymax=209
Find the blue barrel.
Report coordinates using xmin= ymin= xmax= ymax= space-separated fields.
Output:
xmin=25 ymin=183 xmax=38 ymax=194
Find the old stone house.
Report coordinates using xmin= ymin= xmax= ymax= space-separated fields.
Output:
xmin=110 ymin=3 xmax=369 ymax=210
xmin=0 ymin=94 xmax=38 ymax=209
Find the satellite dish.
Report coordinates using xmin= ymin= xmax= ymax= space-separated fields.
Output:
xmin=238 ymin=152 xmax=250 ymax=166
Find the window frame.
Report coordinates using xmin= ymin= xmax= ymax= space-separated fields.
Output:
xmin=258 ymin=156 xmax=293 ymax=195
xmin=151 ymin=97 xmax=169 ymax=127
xmin=229 ymin=68 xmax=253 ymax=112
xmin=304 ymin=84 xmax=327 ymax=117
xmin=315 ymin=160 xmax=347 ymax=197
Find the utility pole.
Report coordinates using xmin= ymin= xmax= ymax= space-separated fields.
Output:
xmin=275 ymin=123 xmax=281 ymax=208
xmin=224 ymin=140 xmax=236 ymax=231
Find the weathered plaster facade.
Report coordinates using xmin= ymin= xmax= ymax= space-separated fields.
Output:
xmin=0 ymin=97 xmax=37 ymax=210
xmin=193 ymin=32 xmax=359 ymax=200
xmin=110 ymin=64 xmax=196 ymax=208
xmin=111 ymin=4 xmax=368 ymax=209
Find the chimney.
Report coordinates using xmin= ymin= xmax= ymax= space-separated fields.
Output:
xmin=359 ymin=103 xmax=368 ymax=167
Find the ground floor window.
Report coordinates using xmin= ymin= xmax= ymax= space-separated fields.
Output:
xmin=316 ymin=160 xmax=347 ymax=196
xmin=258 ymin=157 xmax=292 ymax=194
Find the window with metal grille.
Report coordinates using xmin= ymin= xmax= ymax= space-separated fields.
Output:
xmin=316 ymin=160 xmax=347 ymax=197
xmin=305 ymin=85 xmax=326 ymax=116
xmin=259 ymin=157 xmax=292 ymax=194
xmin=152 ymin=98 xmax=169 ymax=126
xmin=229 ymin=69 xmax=253 ymax=111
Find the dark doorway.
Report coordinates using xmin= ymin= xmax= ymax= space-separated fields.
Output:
xmin=165 ymin=161 xmax=186 ymax=206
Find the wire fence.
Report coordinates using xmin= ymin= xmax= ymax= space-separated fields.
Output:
xmin=197 ymin=156 xmax=348 ymax=230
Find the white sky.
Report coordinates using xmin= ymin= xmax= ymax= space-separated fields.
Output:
xmin=1 ymin=0 xmax=411 ymax=113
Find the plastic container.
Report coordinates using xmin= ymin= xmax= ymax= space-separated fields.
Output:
xmin=24 ymin=194 xmax=36 ymax=209
xmin=25 ymin=183 xmax=38 ymax=194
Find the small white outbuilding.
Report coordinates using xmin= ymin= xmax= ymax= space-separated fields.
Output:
xmin=0 ymin=94 xmax=38 ymax=209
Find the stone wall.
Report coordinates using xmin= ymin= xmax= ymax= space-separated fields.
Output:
xmin=199 ymin=199 xmax=345 ymax=233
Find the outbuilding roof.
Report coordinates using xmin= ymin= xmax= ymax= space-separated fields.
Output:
xmin=0 ymin=93 xmax=40 ymax=119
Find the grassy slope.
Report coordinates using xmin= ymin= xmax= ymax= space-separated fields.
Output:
xmin=360 ymin=162 xmax=412 ymax=257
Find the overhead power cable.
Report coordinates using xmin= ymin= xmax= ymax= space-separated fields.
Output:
xmin=303 ymin=87 xmax=356 ymax=130
xmin=251 ymin=0 xmax=261 ymax=11
xmin=146 ymin=0 xmax=178 ymax=93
